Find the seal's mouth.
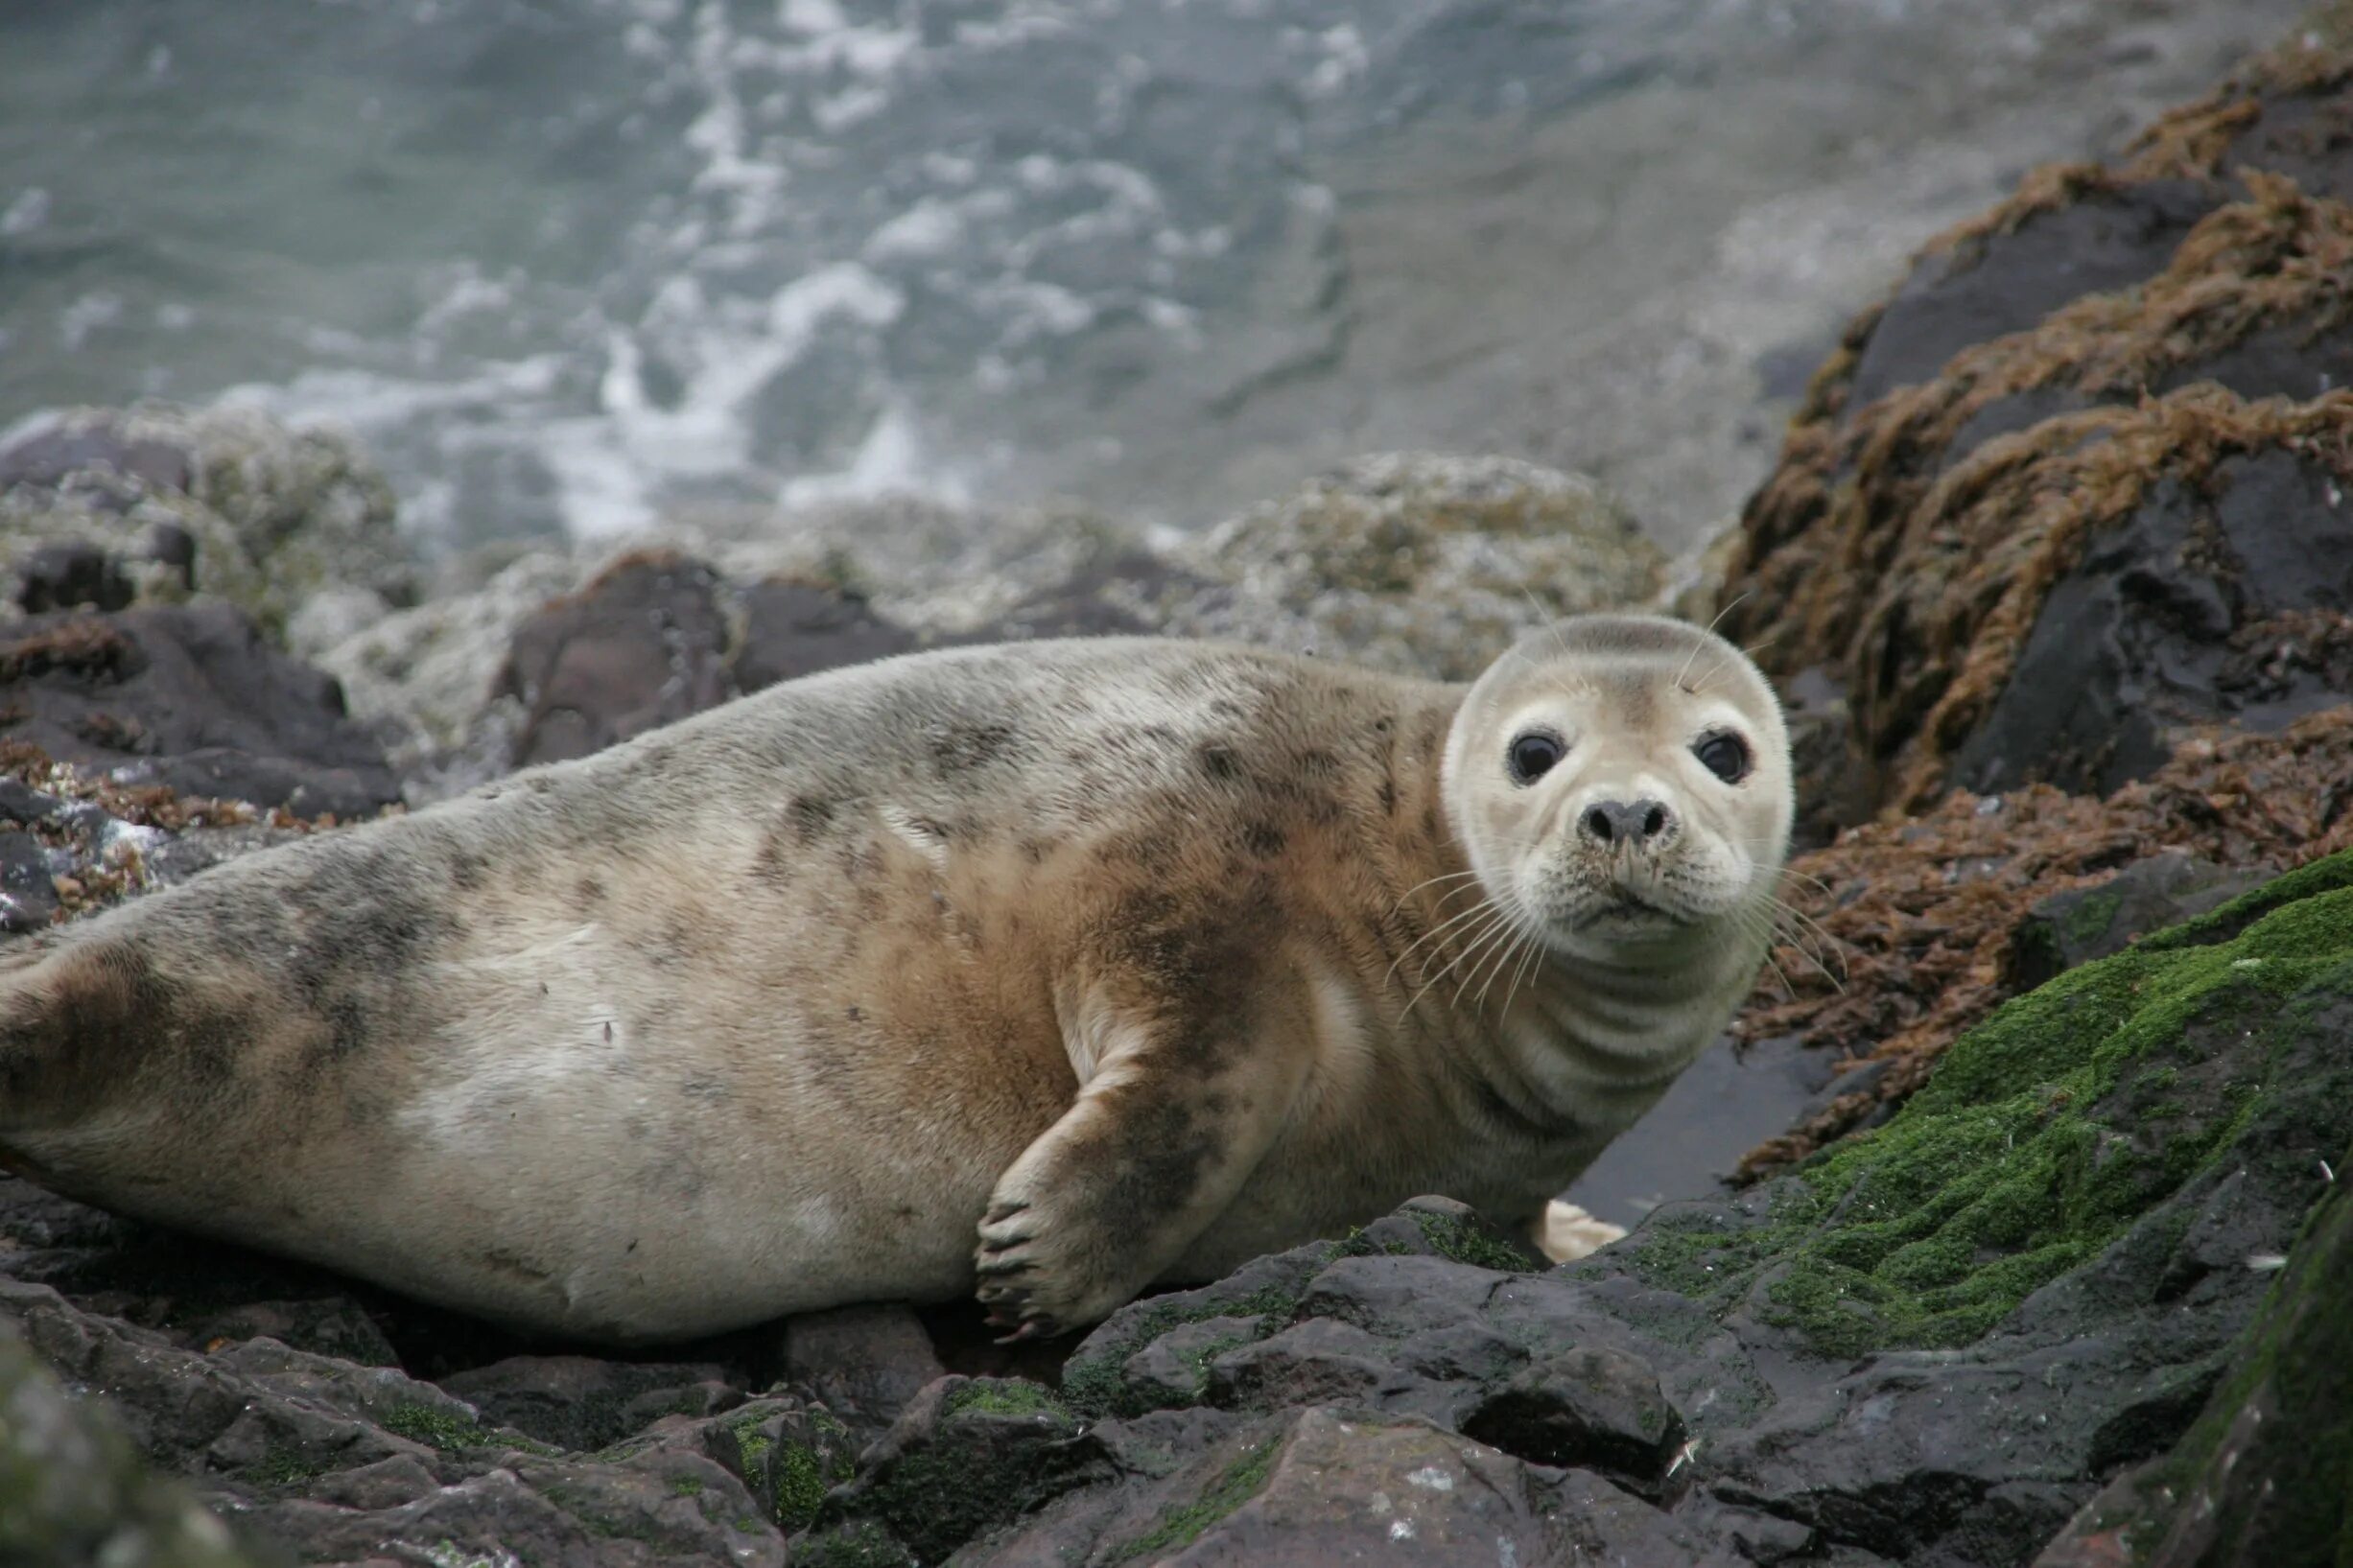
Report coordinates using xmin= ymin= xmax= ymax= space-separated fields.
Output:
xmin=1569 ymin=888 xmax=1688 ymax=931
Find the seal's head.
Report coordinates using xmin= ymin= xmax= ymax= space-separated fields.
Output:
xmin=1442 ymin=614 xmax=1793 ymax=963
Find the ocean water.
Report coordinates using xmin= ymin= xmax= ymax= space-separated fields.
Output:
xmin=0 ymin=0 xmax=2307 ymax=551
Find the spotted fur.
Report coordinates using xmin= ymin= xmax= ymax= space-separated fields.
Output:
xmin=0 ymin=626 xmax=1789 ymax=1342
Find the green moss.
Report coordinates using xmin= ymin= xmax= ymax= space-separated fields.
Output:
xmin=942 ymin=1378 xmax=1068 ymax=1420
xmin=732 ymin=1417 xmax=775 ymax=1476
xmin=788 ymin=1520 xmax=917 ymax=1567
xmin=773 ymin=1441 xmax=835 ymax=1534
xmin=1108 ymin=1437 xmax=1281 ymax=1562
xmin=1407 ymin=1208 xmax=1538 ymax=1273
xmin=669 ymin=1475 xmax=705 ymax=1498
xmin=245 ymin=1446 xmax=330 ymax=1486
xmin=1622 ymin=854 xmax=2353 ymax=1359
xmin=380 ymin=1403 xmax=489 ymax=1452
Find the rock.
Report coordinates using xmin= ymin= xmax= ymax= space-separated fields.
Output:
xmin=496 ymin=550 xmax=735 ymax=768
xmin=808 ymin=1377 xmax=1107 ymax=1563
xmin=2035 ymin=1137 xmax=2353 ymax=1568
xmin=2005 ymin=850 xmax=2265 ymax=989
xmin=1158 ymin=453 xmax=1667 ymax=681
xmin=1460 ymin=1346 xmax=1684 ymax=1492
xmin=1721 ymin=37 xmax=2353 ymax=821
xmin=732 ymin=576 xmax=917 ymax=693
xmin=780 ymin=1302 xmax=948 ymax=1441
xmin=0 ymin=1322 xmax=258 ymax=1568
xmin=0 ymin=403 xmax=418 ymax=639
xmin=0 ymin=604 xmax=401 ymax=817
xmin=306 ymin=543 xmax=582 ymax=794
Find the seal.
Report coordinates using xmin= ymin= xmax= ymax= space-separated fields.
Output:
xmin=0 ymin=617 xmax=1791 ymax=1343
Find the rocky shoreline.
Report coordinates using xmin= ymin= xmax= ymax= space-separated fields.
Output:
xmin=5 ymin=19 xmax=2353 ymax=1568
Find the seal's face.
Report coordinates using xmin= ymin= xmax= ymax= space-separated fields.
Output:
xmin=1443 ymin=615 xmax=1794 ymax=964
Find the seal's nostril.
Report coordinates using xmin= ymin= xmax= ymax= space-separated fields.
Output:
xmin=1584 ymin=806 xmax=1615 ymax=842
xmin=1642 ymin=805 xmax=1668 ymax=838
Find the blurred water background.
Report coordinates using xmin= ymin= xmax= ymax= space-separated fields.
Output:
xmin=0 ymin=0 xmax=2305 ymax=556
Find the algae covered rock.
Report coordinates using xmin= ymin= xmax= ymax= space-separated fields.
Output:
xmin=1718 ymin=32 xmax=2353 ymax=820
xmin=1159 ymin=452 xmax=1667 ymax=680
xmin=0 ymin=403 xmax=418 ymax=643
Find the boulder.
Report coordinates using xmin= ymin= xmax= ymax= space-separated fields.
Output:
xmin=1719 ymin=36 xmax=2353 ymax=821
xmin=495 ymin=550 xmax=735 ymax=768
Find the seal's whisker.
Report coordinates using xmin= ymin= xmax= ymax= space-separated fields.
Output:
xmin=1402 ymin=905 xmax=1511 ymax=1018
xmin=1381 ymin=894 xmax=1505 ymax=992
xmin=1675 ymin=591 xmax=1753 ymax=692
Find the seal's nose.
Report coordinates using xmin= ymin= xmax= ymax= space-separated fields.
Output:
xmin=1580 ymin=798 xmax=1674 ymax=846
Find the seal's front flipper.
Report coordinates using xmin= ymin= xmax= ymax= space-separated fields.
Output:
xmin=974 ymin=979 xmax=1312 ymax=1338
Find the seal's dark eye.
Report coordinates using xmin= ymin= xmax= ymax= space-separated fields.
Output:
xmin=1507 ymin=731 xmax=1565 ymax=784
xmin=1694 ymin=731 xmax=1752 ymax=784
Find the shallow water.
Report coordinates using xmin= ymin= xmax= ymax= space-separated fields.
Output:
xmin=0 ymin=0 xmax=2302 ymax=551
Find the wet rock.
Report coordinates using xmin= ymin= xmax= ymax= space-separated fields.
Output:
xmin=1461 ymin=1346 xmax=1684 ymax=1491
xmin=307 ymin=543 xmax=581 ymax=794
xmin=0 ymin=604 xmax=401 ymax=817
xmin=1723 ymin=41 xmax=2353 ymax=820
xmin=0 ymin=403 xmax=417 ymax=639
xmin=497 ymin=550 xmax=734 ymax=767
xmin=177 ymin=1298 xmax=400 ymax=1369
xmin=780 ymin=1301 xmax=947 ymax=1441
xmin=14 ymin=539 xmax=130 ymax=615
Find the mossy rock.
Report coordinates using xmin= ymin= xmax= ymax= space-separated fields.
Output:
xmin=2043 ymin=1138 xmax=2353 ymax=1565
xmin=811 ymin=1377 xmax=1107 ymax=1564
xmin=1619 ymin=844 xmax=2353 ymax=1358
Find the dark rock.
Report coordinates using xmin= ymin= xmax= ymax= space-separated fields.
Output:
xmin=1846 ymin=180 xmax=2221 ymax=410
xmin=138 ymin=520 xmax=199 ymax=587
xmin=2006 ymin=850 xmax=2265 ymax=989
xmin=179 ymin=1297 xmax=400 ymax=1369
xmin=0 ymin=604 xmax=401 ymax=816
xmin=976 ymin=547 xmax=1203 ymax=641
xmin=780 ymin=1301 xmax=948 ymax=1441
xmin=436 ymin=1354 xmax=736 ymax=1452
xmin=498 ymin=550 xmax=733 ymax=767
xmin=15 ymin=539 xmax=131 ymax=615
xmin=1945 ymin=452 xmax=2353 ymax=801
xmin=1461 ymin=1346 xmax=1684 ymax=1490
xmin=732 ymin=576 xmax=916 ymax=693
